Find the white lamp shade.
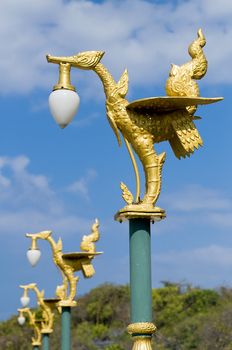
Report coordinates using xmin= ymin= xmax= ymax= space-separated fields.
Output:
xmin=18 ymin=315 xmax=26 ymax=325
xmin=48 ymin=89 xmax=80 ymax=128
xmin=26 ymin=249 xmax=41 ymax=267
xmin=20 ymin=295 xmax=30 ymax=307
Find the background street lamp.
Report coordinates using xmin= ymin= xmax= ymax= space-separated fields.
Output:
xmin=46 ymin=29 xmax=222 ymax=350
xmin=26 ymin=219 xmax=102 ymax=350
xmin=19 ymin=283 xmax=56 ymax=350
xmin=18 ymin=307 xmax=42 ymax=350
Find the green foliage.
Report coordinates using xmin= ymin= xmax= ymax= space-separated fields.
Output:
xmin=1 ymin=283 xmax=232 ymax=349
xmin=105 ymin=344 xmax=125 ymax=350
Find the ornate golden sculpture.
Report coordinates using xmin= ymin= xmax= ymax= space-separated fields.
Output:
xmin=20 ymin=283 xmax=54 ymax=333
xmin=18 ymin=308 xmax=42 ymax=346
xmin=26 ymin=219 xmax=101 ymax=307
xmin=47 ymin=29 xmax=222 ymax=220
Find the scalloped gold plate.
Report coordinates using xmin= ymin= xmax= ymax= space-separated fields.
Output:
xmin=126 ymin=96 xmax=223 ymax=112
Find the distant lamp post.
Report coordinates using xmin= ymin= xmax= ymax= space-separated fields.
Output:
xmin=19 ymin=283 xmax=56 ymax=350
xmin=18 ymin=307 xmax=42 ymax=350
xmin=46 ymin=29 xmax=222 ymax=350
xmin=26 ymin=219 xmax=102 ymax=350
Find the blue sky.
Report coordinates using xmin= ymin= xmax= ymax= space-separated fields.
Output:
xmin=0 ymin=0 xmax=232 ymax=320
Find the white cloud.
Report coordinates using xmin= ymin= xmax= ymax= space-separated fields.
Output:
xmin=0 ymin=155 xmax=57 ymax=211
xmin=154 ymin=245 xmax=232 ymax=267
xmin=110 ymin=243 xmax=232 ymax=288
xmin=0 ymin=0 xmax=231 ymax=95
xmin=208 ymin=212 xmax=232 ymax=228
xmin=162 ymin=184 xmax=231 ymax=212
xmin=0 ymin=155 xmax=95 ymax=235
xmin=66 ymin=168 xmax=97 ymax=200
xmin=152 ymin=184 xmax=232 ymax=236
xmin=0 ymin=209 xmax=92 ymax=235
xmin=152 ymin=244 xmax=232 ymax=287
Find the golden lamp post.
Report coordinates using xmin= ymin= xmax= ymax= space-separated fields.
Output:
xmin=18 ymin=307 xmax=43 ymax=350
xmin=19 ymin=283 xmax=57 ymax=350
xmin=25 ymin=219 xmax=102 ymax=350
xmin=46 ymin=29 xmax=223 ymax=350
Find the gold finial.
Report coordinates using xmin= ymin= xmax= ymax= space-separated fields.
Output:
xmin=80 ymin=218 xmax=99 ymax=253
xmin=166 ymin=28 xmax=208 ymax=114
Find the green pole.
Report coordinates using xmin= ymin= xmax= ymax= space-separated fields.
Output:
xmin=129 ymin=218 xmax=152 ymax=323
xmin=61 ymin=306 xmax=71 ymax=350
xmin=33 ymin=346 xmax=40 ymax=350
xmin=42 ymin=333 xmax=50 ymax=350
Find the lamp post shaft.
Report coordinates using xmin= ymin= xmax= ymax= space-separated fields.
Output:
xmin=129 ymin=219 xmax=152 ymax=323
xmin=61 ymin=306 xmax=71 ymax=350
xmin=33 ymin=346 xmax=40 ymax=350
xmin=42 ymin=333 xmax=50 ymax=350
xmin=128 ymin=219 xmax=156 ymax=350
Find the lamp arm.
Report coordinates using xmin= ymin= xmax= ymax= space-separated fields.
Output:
xmin=18 ymin=308 xmax=42 ymax=345
xmin=21 ymin=283 xmax=54 ymax=332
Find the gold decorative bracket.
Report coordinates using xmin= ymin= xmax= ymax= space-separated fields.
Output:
xmin=46 ymin=51 xmax=104 ymax=91
xmin=18 ymin=308 xmax=42 ymax=346
xmin=20 ymin=283 xmax=54 ymax=334
xmin=26 ymin=219 xmax=102 ymax=307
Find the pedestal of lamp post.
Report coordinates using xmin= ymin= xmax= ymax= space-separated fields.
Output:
xmin=127 ymin=218 xmax=156 ymax=350
xmin=42 ymin=333 xmax=50 ymax=350
xmin=61 ymin=306 xmax=71 ymax=350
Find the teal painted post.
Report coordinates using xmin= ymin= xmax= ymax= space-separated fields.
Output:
xmin=61 ymin=306 xmax=71 ymax=350
xmin=33 ymin=346 xmax=40 ymax=350
xmin=42 ymin=333 xmax=50 ymax=350
xmin=129 ymin=218 xmax=152 ymax=324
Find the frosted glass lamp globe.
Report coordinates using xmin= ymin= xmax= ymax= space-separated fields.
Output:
xmin=18 ymin=315 xmax=26 ymax=326
xmin=48 ymin=89 xmax=80 ymax=128
xmin=20 ymin=295 xmax=30 ymax=307
xmin=26 ymin=249 xmax=41 ymax=267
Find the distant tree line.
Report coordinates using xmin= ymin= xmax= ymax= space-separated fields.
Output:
xmin=0 ymin=282 xmax=232 ymax=349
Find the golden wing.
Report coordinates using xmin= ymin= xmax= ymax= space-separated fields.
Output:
xmin=169 ymin=113 xmax=203 ymax=159
xmin=62 ymin=257 xmax=95 ymax=277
